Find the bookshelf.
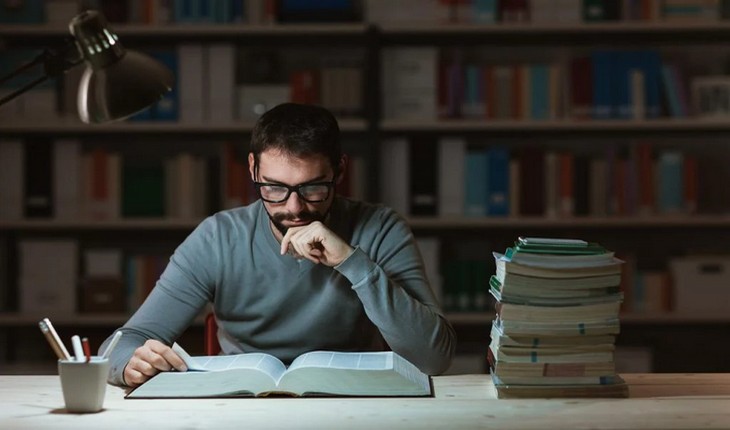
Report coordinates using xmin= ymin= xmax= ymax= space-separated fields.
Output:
xmin=2 ymin=0 xmax=730 ymax=374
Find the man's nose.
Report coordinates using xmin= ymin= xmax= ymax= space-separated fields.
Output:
xmin=284 ymin=190 xmax=304 ymax=212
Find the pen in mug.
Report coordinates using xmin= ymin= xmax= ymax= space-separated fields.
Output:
xmin=40 ymin=318 xmax=71 ymax=360
xmin=38 ymin=320 xmax=67 ymax=360
xmin=102 ymin=330 xmax=123 ymax=360
xmin=71 ymin=335 xmax=84 ymax=362
xmin=82 ymin=337 xmax=91 ymax=363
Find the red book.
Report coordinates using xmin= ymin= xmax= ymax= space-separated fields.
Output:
xmin=569 ymin=57 xmax=593 ymax=120
xmin=558 ymin=152 xmax=574 ymax=216
xmin=511 ymin=65 xmax=523 ymax=119
xmin=518 ymin=146 xmax=545 ymax=216
xmin=290 ymin=70 xmax=319 ymax=105
xmin=482 ymin=65 xmax=496 ymax=119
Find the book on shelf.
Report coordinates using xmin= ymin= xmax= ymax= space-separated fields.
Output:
xmin=126 ymin=344 xmax=433 ymax=399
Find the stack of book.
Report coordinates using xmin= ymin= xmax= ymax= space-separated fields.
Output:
xmin=488 ymin=237 xmax=629 ymax=399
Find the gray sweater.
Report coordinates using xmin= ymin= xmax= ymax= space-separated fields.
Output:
xmin=102 ymin=198 xmax=456 ymax=386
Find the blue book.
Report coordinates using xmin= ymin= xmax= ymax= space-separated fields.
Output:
xmin=199 ymin=0 xmax=214 ymax=22
xmin=213 ymin=0 xmax=233 ymax=23
xmin=641 ymin=50 xmax=663 ymax=119
xmin=174 ymin=0 xmax=199 ymax=23
xmin=0 ymin=0 xmax=44 ymax=23
xmin=613 ymin=51 xmax=632 ymax=119
xmin=591 ymin=51 xmax=614 ymax=119
xmin=529 ymin=64 xmax=550 ymax=120
xmin=486 ymin=146 xmax=510 ymax=216
xmin=149 ymin=50 xmax=179 ymax=121
xmin=661 ymin=65 xmax=683 ymax=118
xmin=464 ymin=149 xmax=489 ymax=217
xmin=657 ymin=151 xmax=683 ymax=214
xmin=464 ymin=65 xmax=482 ymax=117
xmin=472 ymin=0 xmax=497 ymax=23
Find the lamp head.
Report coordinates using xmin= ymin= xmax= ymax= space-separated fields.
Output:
xmin=69 ymin=10 xmax=174 ymax=123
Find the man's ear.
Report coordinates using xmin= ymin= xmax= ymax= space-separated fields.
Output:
xmin=248 ymin=153 xmax=256 ymax=181
xmin=336 ymin=155 xmax=348 ymax=185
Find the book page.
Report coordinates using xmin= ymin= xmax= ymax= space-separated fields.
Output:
xmin=172 ymin=342 xmax=287 ymax=380
xmin=125 ymin=344 xmax=290 ymax=398
xmin=278 ymin=351 xmax=431 ymax=397
xmin=287 ymin=351 xmax=393 ymax=372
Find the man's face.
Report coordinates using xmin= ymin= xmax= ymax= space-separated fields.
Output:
xmin=249 ymin=149 xmax=337 ymax=237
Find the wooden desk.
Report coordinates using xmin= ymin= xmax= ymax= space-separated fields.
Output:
xmin=1 ymin=374 xmax=729 ymax=429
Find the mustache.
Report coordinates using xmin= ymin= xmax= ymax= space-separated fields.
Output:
xmin=271 ymin=210 xmax=322 ymax=224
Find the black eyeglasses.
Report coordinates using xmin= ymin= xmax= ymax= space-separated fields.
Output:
xmin=254 ymin=179 xmax=335 ymax=203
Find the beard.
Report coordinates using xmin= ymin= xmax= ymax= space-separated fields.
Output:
xmin=266 ymin=208 xmax=327 ymax=236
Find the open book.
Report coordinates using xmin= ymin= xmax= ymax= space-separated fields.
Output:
xmin=126 ymin=344 xmax=433 ymax=398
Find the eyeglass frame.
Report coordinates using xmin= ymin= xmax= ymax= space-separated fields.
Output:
xmin=253 ymin=178 xmax=337 ymax=203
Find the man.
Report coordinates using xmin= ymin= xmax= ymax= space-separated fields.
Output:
xmin=101 ymin=103 xmax=456 ymax=387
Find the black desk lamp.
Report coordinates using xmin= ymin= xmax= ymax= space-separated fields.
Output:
xmin=0 ymin=10 xmax=174 ymax=123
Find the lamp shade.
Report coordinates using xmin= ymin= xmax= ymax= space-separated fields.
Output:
xmin=69 ymin=10 xmax=174 ymax=124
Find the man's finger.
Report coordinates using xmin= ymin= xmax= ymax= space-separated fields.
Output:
xmin=160 ymin=348 xmax=188 ymax=372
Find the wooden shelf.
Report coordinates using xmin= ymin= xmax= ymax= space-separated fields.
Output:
xmin=0 ymin=23 xmax=370 ymax=37
xmin=6 ymin=21 xmax=728 ymax=37
xmin=445 ymin=312 xmax=730 ymax=325
xmin=0 ymin=312 xmax=726 ymax=328
xmin=378 ymin=21 xmax=730 ymax=35
xmin=0 ymin=313 xmax=205 ymax=327
xmin=0 ymin=118 xmax=368 ymax=134
xmin=408 ymin=215 xmax=730 ymax=229
xmin=0 ymin=219 xmax=201 ymax=231
xmin=380 ymin=118 xmax=730 ymax=133
xmin=3 ymin=215 xmax=730 ymax=231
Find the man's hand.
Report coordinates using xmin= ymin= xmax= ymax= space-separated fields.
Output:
xmin=123 ymin=339 xmax=187 ymax=387
xmin=280 ymin=221 xmax=354 ymax=266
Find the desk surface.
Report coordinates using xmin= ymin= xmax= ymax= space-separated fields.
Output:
xmin=2 ymin=374 xmax=729 ymax=429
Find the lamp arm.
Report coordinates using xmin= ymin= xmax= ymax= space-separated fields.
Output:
xmin=0 ymin=37 xmax=83 ymax=107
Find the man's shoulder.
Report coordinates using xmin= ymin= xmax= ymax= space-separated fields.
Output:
xmin=203 ymin=201 xmax=263 ymax=231
xmin=337 ymin=198 xmax=406 ymax=227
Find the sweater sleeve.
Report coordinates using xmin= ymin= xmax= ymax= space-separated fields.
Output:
xmin=334 ymin=209 xmax=456 ymax=375
xmin=100 ymin=216 xmax=220 ymax=386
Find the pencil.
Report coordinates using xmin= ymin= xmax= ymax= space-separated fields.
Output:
xmin=40 ymin=318 xmax=71 ymax=360
xmin=38 ymin=320 xmax=66 ymax=360
xmin=82 ymin=337 xmax=91 ymax=363
xmin=102 ymin=330 xmax=123 ymax=360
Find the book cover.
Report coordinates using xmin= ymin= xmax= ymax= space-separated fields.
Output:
xmin=437 ymin=137 xmax=466 ymax=217
xmin=486 ymin=146 xmax=510 ymax=216
xmin=464 ymin=149 xmax=488 ymax=217
xmin=23 ymin=139 xmax=53 ymax=218
xmin=0 ymin=139 xmax=24 ymax=220
xmin=127 ymin=346 xmax=433 ymax=398
xmin=409 ymin=138 xmax=438 ymax=216
xmin=122 ymin=160 xmax=166 ymax=218
xmin=207 ymin=44 xmax=236 ymax=123
xmin=53 ymin=139 xmax=82 ymax=220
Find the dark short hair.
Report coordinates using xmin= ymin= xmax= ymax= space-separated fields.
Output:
xmin=250 ymin=103 xmax=341 ymax=177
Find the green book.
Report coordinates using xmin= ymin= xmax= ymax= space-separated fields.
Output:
xmin=122 ymin=161 xmax=165 ymax=217
xmin=510 ymin=237 xmax=609 ymax=256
